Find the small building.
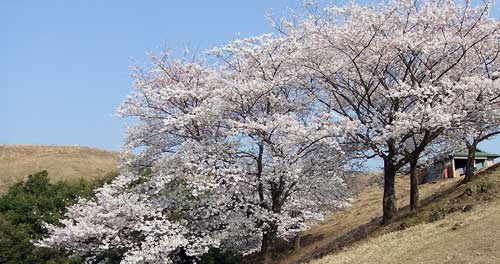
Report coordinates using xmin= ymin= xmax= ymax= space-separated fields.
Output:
xmin=424 ymin=149 xmax=499 ymax=183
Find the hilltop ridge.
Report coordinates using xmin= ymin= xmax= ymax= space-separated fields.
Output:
xmin=0 ymin=144 xmax=119 ymax=194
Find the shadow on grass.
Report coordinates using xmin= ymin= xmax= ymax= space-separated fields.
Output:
xmin=272 ymin=162 xmax=500 ymax=264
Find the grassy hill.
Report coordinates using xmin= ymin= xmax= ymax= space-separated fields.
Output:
xmin=312 ymin=201 xmax=500 ymax=264
xmin=278 ymin=164 xmax=500 ymax=264
xmin=2 ymin=145 xmax=498 ymax=263
xmin=0 ymin=145 xmax=119 ymax=194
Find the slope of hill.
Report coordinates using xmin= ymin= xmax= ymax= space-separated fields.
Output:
xmin=278 ymin=164 xmax=500 ymax=264
xmin=312 ymin=200 xmax=500 ymax=264
xmin=0 ymin=145 xmax=119 ymax=194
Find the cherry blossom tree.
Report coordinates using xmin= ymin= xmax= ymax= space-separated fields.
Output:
xmin=279 ymin=0 xmax=500 ymax=223
xmin=447 ymin=74 xmax=500 ymax=183
xmin=208 ymin=35 xmax=356 ymax=259
xmin=36 ymin=172 xmax=220 ymax=263
xmin=37 ymin=2 xmax=500 ymax=262
xmin=39 ymin=39 xmax=354 ymax=262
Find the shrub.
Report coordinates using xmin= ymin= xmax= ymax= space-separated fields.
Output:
xmin=0 ymin=171 xmax=96 ymax=238
xmin=0 ymin=171 xmax=113 ymax=263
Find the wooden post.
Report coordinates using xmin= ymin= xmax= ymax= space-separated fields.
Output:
xmin=451 ymin=158 xmax=457 ymax=177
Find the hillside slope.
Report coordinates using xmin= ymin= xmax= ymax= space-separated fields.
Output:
xmin=278 ymin=164 xmax=500 ymax=264
xmin=312 ymin=200 xmax=500 ymax=264
xmin=0 ymin=145 xmax=119 ymax=194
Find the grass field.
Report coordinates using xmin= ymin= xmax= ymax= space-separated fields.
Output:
xmin=312 ymin=200 xmax=500 ymax=264
xmin=2 ymin=144 xmax=498 ymax=263
xmin=0 ymin=145 xmax=118 ymax=194
xmin=278 ymin=164 xmax=500 ymax=264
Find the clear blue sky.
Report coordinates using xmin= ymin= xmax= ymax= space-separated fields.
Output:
xmin=2 ymin=0 xmax=499 ymax=164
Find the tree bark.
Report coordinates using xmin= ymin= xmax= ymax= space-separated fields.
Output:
xmin=261 ymin=224 xmax=278 ymax=264
xmin=382 ymin=156 xmax=397 ymax=225
xmin=463 ymin=143 xmax=477 ymax=183
xmin=409 ymin=157 xmax=419 ymax=211
xmin=293 ymin=234 xmax=301 ymax=251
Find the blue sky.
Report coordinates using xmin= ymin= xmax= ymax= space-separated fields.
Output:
xmin=2 ymin=0 xmax=499 ymax=167
xmin=2 ymin=0 xmax=303 ymax=150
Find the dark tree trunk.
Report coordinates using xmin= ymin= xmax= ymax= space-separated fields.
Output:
xmin=261 ymin=224 xmax=278 ymax=264
xmin=409 ymin=157 xmax=419 ymax=211
xmin=406 ymin=130 xmax=442 ymax=211
xmin=382 ymin=156 xmax=397 ymax=225
xmin=463 ymin=143 xmax=477 ymax=184
xmin=293 ymin=234 xmax=301 ymax=251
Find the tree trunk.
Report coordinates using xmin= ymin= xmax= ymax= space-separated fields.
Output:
xmin=409 ymin=157 xmax=419 ymax=211
xmin=261 ymin=224 xmax=278 ymax=264
xmin=463 ymin=143 xmax=477 ymax=184
xmin=382 ymin=156 xmax=397 ymax=225
xmin=293 ymin=234 xmax=301 ymax=251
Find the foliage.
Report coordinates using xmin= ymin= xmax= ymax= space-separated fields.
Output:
xmin=0 ymin=214 xmax=36 ymax=264
xmin=199 ymin=248 xmax=241 ymax=264
xmin=0 ymin=171 xmax=114 ymax=264
xmin=38 ymin=0 xmax=500 ymax=262
xmin=0 ymin=215 xmax=81 ymax=264
xmin=280 ymin=0 xmax=500 ymax=223
xmin=39 ymin=33 xmax=354 ymax=263
xmin=0 ymin=171 xmax=96 ymax=238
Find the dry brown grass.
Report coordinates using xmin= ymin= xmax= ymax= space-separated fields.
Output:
xmin=0 ymin=144 xmax=119 ymax=194
xmin=312 ymin=199 xmax=500 ymax=264
xmin=278 ymin=164 xmax=500 ymax=264
xmin=278 ymin=173 xmax=461 ymax=264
